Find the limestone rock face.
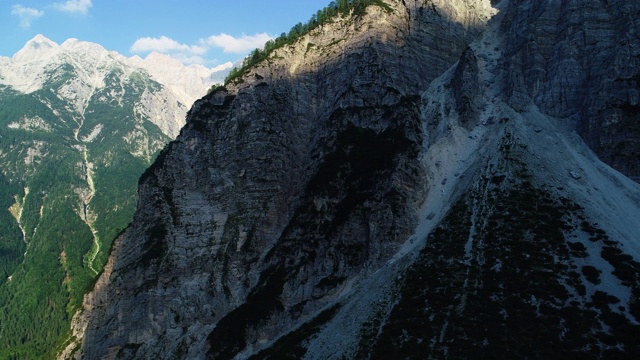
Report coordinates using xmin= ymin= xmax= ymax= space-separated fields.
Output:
xmin=66 ymin=1 xmax=495 ymax=358
xmin=65 ymin=0 xmax=640 ymax=359
xmin=498 ymin=0 xmax=640 ymax=181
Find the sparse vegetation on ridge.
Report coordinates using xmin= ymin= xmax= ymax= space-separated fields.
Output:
xmin=222 ymin=0 xmax=393 ymax=86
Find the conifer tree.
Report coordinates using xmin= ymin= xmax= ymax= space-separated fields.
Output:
xmin=224 ymin=0 xmax=393 ymax=85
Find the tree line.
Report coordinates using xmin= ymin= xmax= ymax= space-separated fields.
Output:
xmin=223 ymin=0 xmax=393 ymax=86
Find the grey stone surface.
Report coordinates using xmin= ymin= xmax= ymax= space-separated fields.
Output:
xmin=499 ymin=0 xmax=640 ymax=181
xmin=63 ymin=1 xmax=494 ymax=358
xmin=61 ymin=1 xmax=640 ymax=359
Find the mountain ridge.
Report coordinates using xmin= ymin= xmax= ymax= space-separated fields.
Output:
xmin=62 ymin=0 xmax=640 ymax=358
xmin=61 ymin=1 xmax=499 ymax=357
xmin=1 ymin=34 xmax=230 ymax=120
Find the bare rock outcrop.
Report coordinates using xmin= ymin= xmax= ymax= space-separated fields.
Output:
xmin=499 ymin=0 xmax=640 ymax=181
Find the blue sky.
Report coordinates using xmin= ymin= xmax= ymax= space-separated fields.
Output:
xmin=1 ymin=0 xmax=331 ymax=68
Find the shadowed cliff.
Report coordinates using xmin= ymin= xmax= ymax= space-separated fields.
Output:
xmin=63 ymin=1 xmax=493 ymax=358
xmin=61 ymin=0 xmax=640 ymax=359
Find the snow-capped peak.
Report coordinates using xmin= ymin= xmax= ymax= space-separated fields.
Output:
xmin=129 ymin=51 xmax=228 ymax=105
xmin=0 ymin=35 xmax=228 ymax=103
xmin=144 ymin=51 xmax=183 ymax=67
xmin=12 ymin=34 xmax=59 ymax=63
xmin=30 ymin=33 xmax=56 ymax=45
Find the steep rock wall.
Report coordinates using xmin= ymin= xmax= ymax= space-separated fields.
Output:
xmin=499 ymin=0 xmax=640 ymax=181
xmin=65 ymin=1 xmax=495 ymax=359
xmin=62 ymin=0 xmax=640 ymax=359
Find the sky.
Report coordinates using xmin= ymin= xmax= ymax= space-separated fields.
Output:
xmin=1 ymin=0 xmax=332 ymax=68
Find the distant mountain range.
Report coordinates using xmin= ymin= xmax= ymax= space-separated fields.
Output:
xmin=0 ymin=34 xmax=232 ymax=137
xmin=0 ymin=35 xmax=228 ymax=358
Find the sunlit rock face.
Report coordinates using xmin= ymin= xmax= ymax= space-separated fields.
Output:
xmin=65 ymin=1 xmax=640 ymax=359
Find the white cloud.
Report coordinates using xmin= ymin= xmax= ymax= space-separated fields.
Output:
xmin=203 ymin=33 xmax=273 ymax=54
xmin=11 ymin=5 xmax=44 ymax=29
xmin=12 ymin=0 xmax=92 ymax=29
xmin=129 ymin=33 xmax=273 ymax=66
xmin=212 ymin=62 xmax=234 ymax=72
xmin=131 ymin=36 xmax=206 ymax=55
xmin=52 ymin=0 xmax=92 ymax=15
xmin=130 ymin=36 xmax=208 ymax=65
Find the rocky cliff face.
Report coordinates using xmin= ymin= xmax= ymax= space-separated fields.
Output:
xmin=65 ymin=0 xmax=640 ymax=359
xmin=498 ymin=0 xmax=640 ymax=182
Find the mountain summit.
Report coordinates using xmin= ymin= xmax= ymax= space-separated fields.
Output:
xmin=62 ymin=0 xmax=640 ymax=359
xmin=1 ymin=34 xmax=229 ymax=132
xmin=11 ymin=34 xmax=59 ymax=62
